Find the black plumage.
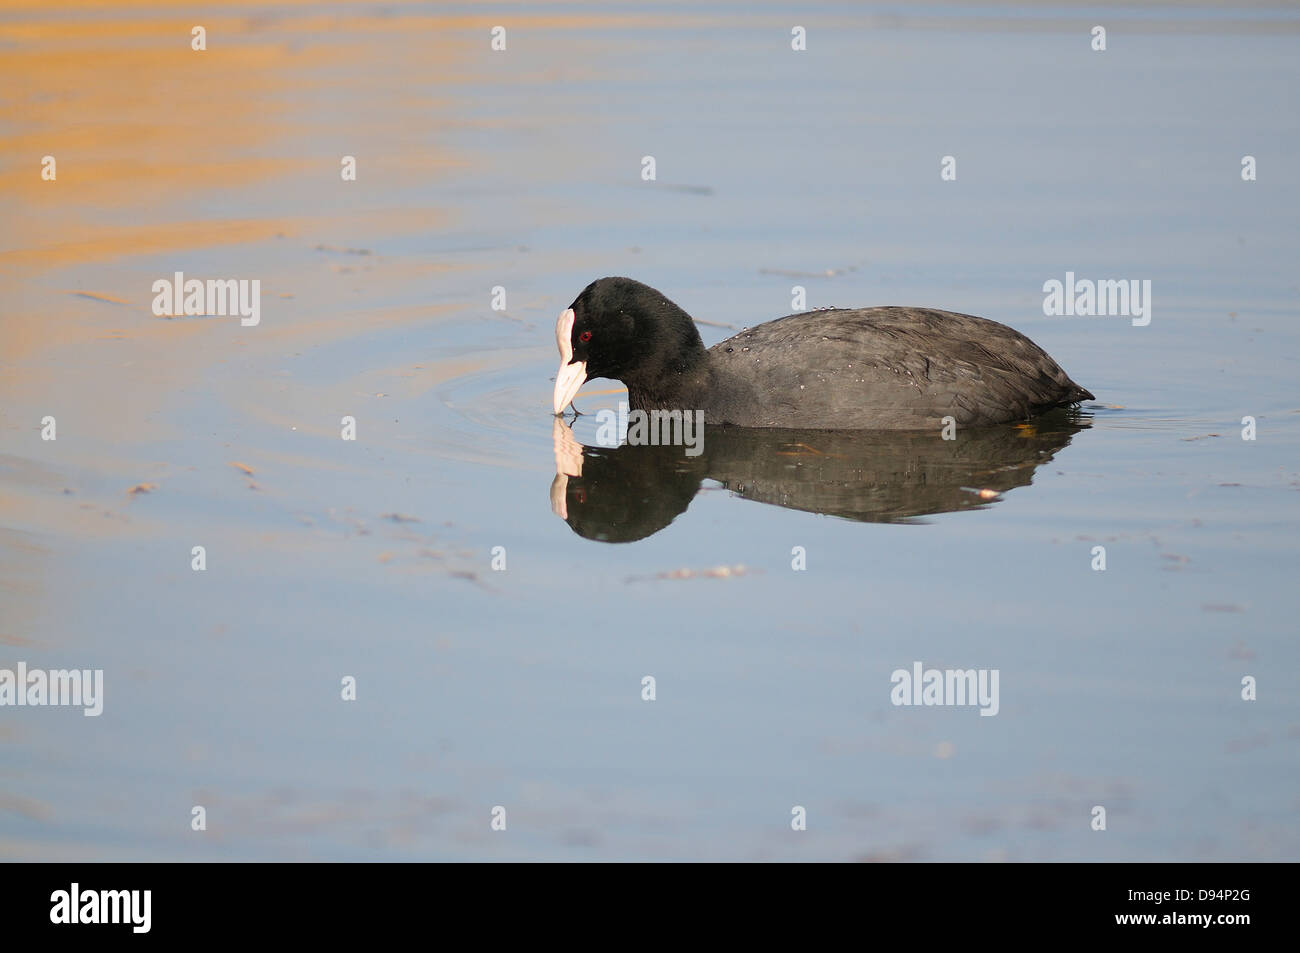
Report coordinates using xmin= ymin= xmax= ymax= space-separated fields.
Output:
xmin=553 ymin=277 xmax=1093 ymax=430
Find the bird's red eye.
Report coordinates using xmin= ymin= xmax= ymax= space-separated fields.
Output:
xmin=579 ymin=330 xmax=592 ymax=343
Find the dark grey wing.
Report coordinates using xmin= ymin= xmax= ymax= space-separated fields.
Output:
xmin=704 ymin=308 xmax=1092 ymax=429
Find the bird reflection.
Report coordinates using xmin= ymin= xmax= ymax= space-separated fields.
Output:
xmin=550 ymin=412 xmax=1090 ymax=543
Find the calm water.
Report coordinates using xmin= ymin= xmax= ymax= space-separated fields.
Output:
xmin=1 ymin=2 xmax=1297 ymax=860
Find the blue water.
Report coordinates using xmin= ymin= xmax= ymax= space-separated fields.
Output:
xmin=1 ymin=2 xmax=1297 ymax=860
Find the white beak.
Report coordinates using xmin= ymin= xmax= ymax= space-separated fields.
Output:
xmin=552 ymin=307 xmax=588 ymax=413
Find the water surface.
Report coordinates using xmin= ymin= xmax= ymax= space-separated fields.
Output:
xmin=1 ymin=1 xmax=1297 ymax=861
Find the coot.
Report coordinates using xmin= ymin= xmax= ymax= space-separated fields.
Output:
xmin=552 ymin=277 xmax=1093 ymax=429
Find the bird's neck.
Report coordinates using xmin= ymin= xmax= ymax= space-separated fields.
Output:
xmin=624 ymin=342 xmax=711 ymax=412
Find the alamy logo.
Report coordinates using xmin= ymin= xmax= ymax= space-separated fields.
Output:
xmin=1042 ymin=271 xmax=1151 ymax=326
xmin=151 ymin=271 xmax=261 ymax=326
xmin=0 ymin=662 xmax=103 ymax=716
xmin=594 ymin=401 xmax=704 ymax=457
xmin=890 ymin=661 xmax=999 ymax=716
xmin=50 ymin=883 xmax=150 ymax=933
